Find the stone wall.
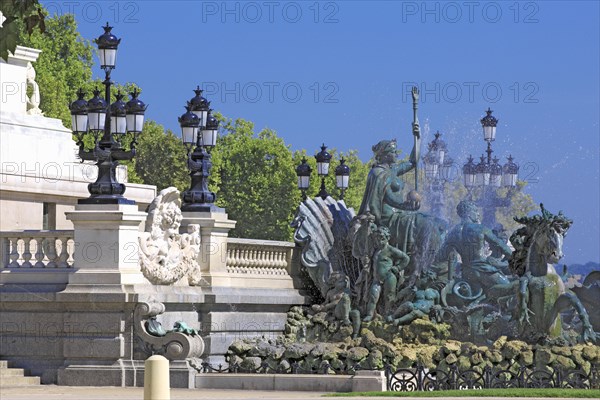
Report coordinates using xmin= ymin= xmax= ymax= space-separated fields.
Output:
xmin=226 ymin=307 xmax=600 ymax=377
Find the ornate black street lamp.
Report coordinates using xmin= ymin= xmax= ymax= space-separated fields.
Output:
xmin=295 ymin=144 xmax=350 ymax=201
xmin=179 ymin=87 xmax=221 ymax=212
xmin=335 ymin=158 xmax=350 ymax=200
xmin=462 ymin=155 xmax=477 ymax=196
xmin=69 ymin=23 xmax=146 ymax=205
xmin=461 ymin=108 xmax=519 ymax=227
xmin=295 ymin=157 xmax=312 ymax=200
xmin=315 ymin=144 xmax=332 ymax=199
xmin=423 ymin=131 xmax=451 ymax=218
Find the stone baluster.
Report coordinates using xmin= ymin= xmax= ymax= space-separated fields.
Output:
xmin=67 ymin=238 xmax=75 ymax=267
xmin=34 ymin=238 xmax=45 ymax=268
xmin=257 ymin=249 xmax=263 ymax=271
xmin=1 ymin=237 xmax=10 ymax=268
xmin=8 ymin=238 xmax=21 ymax=268
xmin=21 ymin=238 xmax=33 ymax=268
xmin=226 ymin=246 xmax=233 ymax=267
xmin=234 ymin=248 xmax=241 ymax=268
xmin=278 ymin=251 xmax=286 ymax=268
xmin=58 ymin=237 xmax=70 ymax=268
xmin=45 ymin=237 xmax=58 ymax=268
xmin=276 ymin=250 xmax=282 ymax=270
xmin=242 ymin=248 xmax=249 ymax=268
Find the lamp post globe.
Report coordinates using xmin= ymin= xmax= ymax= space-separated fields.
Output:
xmin=179 ymin=106 xmax=200 ymax=149
xmin=442 ymin=156 xmax=454 ymax=182
xmin=315 ymin=144 xmax=332 ymax=176
xmin=86 ymin=88 xmax=107 ymax=132
xmin=110 ymin=91 xmax=127 ymax=136
xmin=201 ymin=109 xmax=219 ymax=148
xmin=315 ymin=144 xmax=332 ymax=199
xmin=125 ymin=89 xmax=147 ymax=134
xmin=69 ymin=89 xmax=89 ymax=137
xmin=463 ymin=155 xmax=477 ymax=190
xmin=481 ymin=107 xmax=498 ymax=142
xmin=476 ymin=155 xmax=490 ymax=187
xmin=188 ymin=86 xmax=209 ymax=126
xmin=489 ymin=157 xmax=503 ymax=188
xmin=503 ymin=155 xmax=519 ymax=187
xmin=296 ymin=157 xmax=312 ymax=200
xmin=335 ymin=158 xmax=350 ymax=200
xmin=430 ymin=131 xmax=447 ymax=165
xmin=95 ymin=22 xmax=120 ymax=70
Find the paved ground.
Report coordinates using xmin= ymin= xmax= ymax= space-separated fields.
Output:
xmin=0 ymin=386 xmax=591 ymax=400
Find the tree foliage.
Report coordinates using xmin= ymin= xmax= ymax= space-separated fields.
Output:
xmin=0 ymin=0 xmax=46 ymax=60
xmin=210 ymin=117 xmax=299 ymax=241
xmin=132 ymin=121 xmax=188 ymax=191
xmin=17 ymin=13 xmax=93 ymax=127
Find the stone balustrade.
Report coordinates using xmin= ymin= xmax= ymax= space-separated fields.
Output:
xmin=226 ymin=238 xmax=295 ymax=276
xmin=0 ymin=231 xmax=300 ymax=289
xmin=0 ymin=231 xmax=75 ymax=269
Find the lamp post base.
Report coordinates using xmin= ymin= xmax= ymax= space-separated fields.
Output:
xmin=78 ymin=196 xmax=135 ymax=205
xmin=181 ymin=203 xmax=224 ymax=213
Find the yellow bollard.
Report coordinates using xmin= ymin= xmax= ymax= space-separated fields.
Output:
xmin=144 ymin=354 xmax=170 ymax=400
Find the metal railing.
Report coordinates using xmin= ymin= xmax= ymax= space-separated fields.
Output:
xmin=386 ymin=364 xmax=599 ymax=391
xmin=198 ymin=361 xmax=600 ymax=390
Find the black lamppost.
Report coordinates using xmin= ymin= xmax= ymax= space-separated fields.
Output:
xmin=423 ymin=131 xmax=453 ymax=218
xmin=315 ymin=144 xmax=332 ymax=199
xmin=295 ymin=144 xmax=350 ymax=201
xmin=462 ymin=108 xmax=519 ymax=227
xmin=335 ymin=158 xmax=350 ymax=200
xmin=69 ymin=23 xmax=147 ymax=205
xmin=179 ymin=87 xmax=221 ymax=212
xmin=295 ymin=157 xmax=312 ymax=201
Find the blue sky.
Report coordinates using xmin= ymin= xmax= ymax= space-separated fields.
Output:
xmin=42 ymin=1 xmax=599 ymax=265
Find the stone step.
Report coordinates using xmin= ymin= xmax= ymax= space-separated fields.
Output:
xmin=0 ymin=375 xmax=41 ymax=386
xmin=0 ymin=360 xmax=41 ymax=387
xmin=1 ymin=368 xmax=26 ymax=376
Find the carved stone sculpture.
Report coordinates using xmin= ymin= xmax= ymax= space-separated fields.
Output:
xmin=26 ymin=62 xmax=43 ymax=116
xmin=357 ymin=139 xmax=446 ymax=290
xmin=438 ymin=200 xmax=515 ymax=302
xmin=509 ymin=204 xmax=597 ymax=343
xmin=134 ymin=302 xmax=204 ymax=359
xmin=312 ymin=272 xmax=361 ymax=339
xmin=363 ymin=226 xmax=410 ymax=322
xmin=292 ymin=196 xmax=355 ymax=297
xmin=139 ymin=187 xmax=201 ymax=285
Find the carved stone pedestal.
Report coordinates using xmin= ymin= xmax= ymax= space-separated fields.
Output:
xmin=65 ymin=204 xmax=147 ymax=285
xmin=181 ymin=211 xmax=236 ymax=287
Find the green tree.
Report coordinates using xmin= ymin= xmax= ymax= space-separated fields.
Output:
xmin=132 ymin=120 xmax=188 ymax=191
xmin=210 ymin=117 xmax=299 ymax=241
xmin=0 ymin=0 xmax=46 ymax=61
xmin=17 ymin=13 xmax=94 ymax=127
